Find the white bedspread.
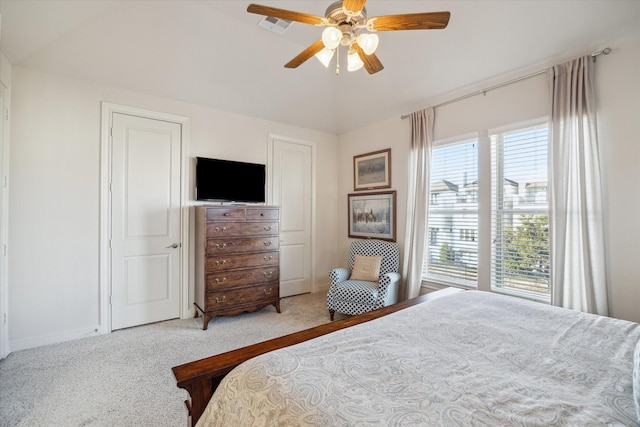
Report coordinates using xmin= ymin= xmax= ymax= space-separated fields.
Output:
xmin=197 ymin=290 xmax=640 ymax=426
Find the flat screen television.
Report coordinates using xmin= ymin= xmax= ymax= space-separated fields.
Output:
xmin=195 ymin=157 xmax=266 ymax=203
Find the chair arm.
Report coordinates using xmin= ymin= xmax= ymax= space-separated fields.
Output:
xmin=379 ymin=272 xmax=401 ymax=289
xmin=329 ymin=268 xmax=350 ymax=286
xmin=376 ymin=272 xmax=401 ymax=307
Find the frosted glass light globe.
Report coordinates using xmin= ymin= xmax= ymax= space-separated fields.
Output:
xmin=347 ymin=49 xmax=364 ymax=72
xmin=357 ymin=33 xmax=379 ymax=55
xmin=322 ymin=27 xmax=342 ymax=50
xmin=315 ymin=47 xmax=335 ymax=68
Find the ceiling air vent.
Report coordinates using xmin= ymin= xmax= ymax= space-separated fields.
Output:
xmin=258 ymin=16 xmax=293 ymax=34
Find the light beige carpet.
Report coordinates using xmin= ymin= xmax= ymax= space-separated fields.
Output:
xmin=0 ymin=292 xmax=335 ymax=427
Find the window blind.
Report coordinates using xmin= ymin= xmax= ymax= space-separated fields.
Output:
xmin=490 ymin=123 xmax=550 ymax=298
xmin=424 ymin=139 xmax=478 ymax=286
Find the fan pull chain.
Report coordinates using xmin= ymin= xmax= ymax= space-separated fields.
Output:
xmin=336 ymin=47 xmax=340 ymax=75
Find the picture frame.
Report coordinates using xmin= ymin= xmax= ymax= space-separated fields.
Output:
xmin=353 ymin=148 xmax=391 ymax=191
xmin=348 ymin=191 xmax=396 ymax=242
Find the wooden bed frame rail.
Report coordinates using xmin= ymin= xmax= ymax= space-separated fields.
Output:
xmin=172 ymin=287 xmax=462 ymax=426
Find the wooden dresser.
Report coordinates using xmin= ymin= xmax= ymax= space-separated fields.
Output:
xmin=194 ymin=205 xmax=281 ymax=330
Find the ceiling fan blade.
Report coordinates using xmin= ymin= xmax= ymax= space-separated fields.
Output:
xmin=247 ymin=4 xmax=324 ymax=25
xmin=284 ymin=39 xmax=325 ymax=69
xmin=353 ymin=43 xmax=384 ymax=75
xmin=369 ymin=11 xmax=450 ymax=31
xmin=343 ymin=0 xmax=367 ymax=13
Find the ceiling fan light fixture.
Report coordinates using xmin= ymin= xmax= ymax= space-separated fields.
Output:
xmin=315 ymin=47 xmax=335 ymax=68
xmin=357 ymin=32 xmax=379 ymax=55
xmin=246 ymin=1 xmax=451 ymax=75
xmin=322 ymin=26 xmax=342 ymax=49
xmin=347 ymin=49 xmax=364 ymax=72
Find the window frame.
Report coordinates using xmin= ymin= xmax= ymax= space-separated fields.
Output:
xmin=489 ymin=119 xmax=550 ymax=302
xmin=421 ymin=119 xmax=550 ymax=304
xmin=422 ymin=134 xmax=479 ymax=289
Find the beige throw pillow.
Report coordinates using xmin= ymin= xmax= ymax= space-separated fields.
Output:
xmin=350 ymin=255 xmax=382 ymax=281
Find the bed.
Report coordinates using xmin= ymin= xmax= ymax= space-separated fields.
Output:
xmin=173 ymin=288 xmax=640 ymax=426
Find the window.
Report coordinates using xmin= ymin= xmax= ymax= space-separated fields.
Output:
xmin=423 ymin=138 xmax=478 ymax=285
xmin=460 ymin=229 xmax=476 ymax=242
xmin=429 ymin=227 xmax=439 ymax=245
xmin=422 ymin=121 xmax=550 ymax=301
xmin=491 ymin=123 xmax=549 ymax=298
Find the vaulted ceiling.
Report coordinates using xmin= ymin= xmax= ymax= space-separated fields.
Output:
xmin=1 ymin=1 xmax=638 ymax=134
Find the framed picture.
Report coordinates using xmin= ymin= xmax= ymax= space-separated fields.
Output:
xmin=348 ymin=191 xmax=396 ymax=242
xmin=353 ymin=148 xmax=391 ymax=191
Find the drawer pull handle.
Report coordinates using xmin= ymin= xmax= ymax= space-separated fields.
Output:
xmin=215 ymin=296 xmax=226 ymax=303
xmin=263 ymin=271 xmax=273 ymax=277
xmin=263 ymin=288 xmax=273 ymax=295
xmin=215 ymin=243 xmax=228 ymax=249
xmin=214 ymin=277 xmax=227 ymax=284
xmin=215 ymin=260 xmax=227 ymax=266
xmin=260 ymin=213 xmax=265 ymax=216
xmin=223 ymin=213 xmax=229 ymax=216
xmin=215 ymin=227 xmax=227 ymax=232
xmin=263 ymin=255 xmax=273 ymax=261
xmin=263 ymin=241 xmax=272 ymax=246
xmin=263 ymin=226 xmax=271 ymax=231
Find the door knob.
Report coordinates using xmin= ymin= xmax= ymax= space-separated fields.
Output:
xmin=166 ymin=243 xmax=180 ymax=249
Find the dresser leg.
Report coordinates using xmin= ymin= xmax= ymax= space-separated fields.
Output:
xmin=202 ymin=314 xmax=212 ymax=330
xmin=274 ymin=300 xmax=281 ymax=313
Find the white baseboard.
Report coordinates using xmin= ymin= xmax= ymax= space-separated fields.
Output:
xmin=0 ymin=339 xmax=9 ymax=360
xmin=9 ymin=326 xmax=102 ymax=352
xmin=420 ymin=283 xmax=450 ymax=294
xmin=420 ymin=281 xmax=468 ymax=294
xmin=182 ymin=306 xmax=196 ymax=319
xmin=312 ymin=281 xmax=330 ymax=294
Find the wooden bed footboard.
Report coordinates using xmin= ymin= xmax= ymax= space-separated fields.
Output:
xmin=172 ymin=287 xmax=462 ymax=426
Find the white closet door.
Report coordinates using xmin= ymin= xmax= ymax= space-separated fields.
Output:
xmin=270 ymin=137 xmax=312 ymax=297
xmin=110 ymin=113 xmax=182 ymax=330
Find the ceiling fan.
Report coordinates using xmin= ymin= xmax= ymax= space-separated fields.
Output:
xmin=247 ymin=0 xmax=450 ymax=75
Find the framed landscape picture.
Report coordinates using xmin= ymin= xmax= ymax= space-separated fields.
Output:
xmin=353 ymin=148 xmax=391 ymax=191
xmin=348 ymin=191 xmax=396 ymax=242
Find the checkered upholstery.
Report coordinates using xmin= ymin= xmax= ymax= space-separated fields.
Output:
xmin=327 ymin=239 xmax=401 ymax=320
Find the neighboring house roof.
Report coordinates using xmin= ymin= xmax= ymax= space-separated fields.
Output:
xmin=505 ymin=178 xmax=519 ymax=188
xmin=431 ymin=180 xmax=459 ymax=193
xmin=525 ymin=182 xmax=547 ymax=190
xmin=463 ymin=181 xmax=478 ymax=190
xmin=433 ymin=178 xmax=518 ymax=193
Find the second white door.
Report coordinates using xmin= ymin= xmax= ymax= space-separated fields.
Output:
xmin=270 ymin=137 xmax=312 ymax=297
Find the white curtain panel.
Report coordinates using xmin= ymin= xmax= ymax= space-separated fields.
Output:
xmin=402 ymin=108 xmax=434 ymax=299
xmin=549 ymin=56 xmax=609 ymax=315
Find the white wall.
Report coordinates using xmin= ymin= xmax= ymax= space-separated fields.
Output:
xmin=8 ymin=67 xmax=339 ymax=350
xmin=337 ymin=118 xmax=411 ymax=296
xmin=0 ymin=52 xmax=11 ymax=358
xmin=597 ymin=35 xmax=640 ymax=323
xmin=339 ymin=36 xmax=640 ymax=323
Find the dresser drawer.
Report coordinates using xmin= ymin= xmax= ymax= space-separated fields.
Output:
xmin=205 ymin=284 xmax=279 ymax=308
xmin=206 ymin=251 xmax=279 ymax=272
xmin=246 ymin=208 xmax=279 ymax=221
xmin=206 ymin=222 xmax=278 ymax=238
xmin=205 ymin=207 xmax=246 ymax=222
xmin=206 ymin=237 xmax=279 ymax=254
xmin=206 ymin=266 xmax=279 ymax=290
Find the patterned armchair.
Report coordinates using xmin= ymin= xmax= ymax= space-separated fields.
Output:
xmin=327 ymin=239 xmax=401 ymax=320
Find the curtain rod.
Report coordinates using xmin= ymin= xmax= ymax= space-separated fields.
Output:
xmin=400 ymin=47 xmax=611 ymax=120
